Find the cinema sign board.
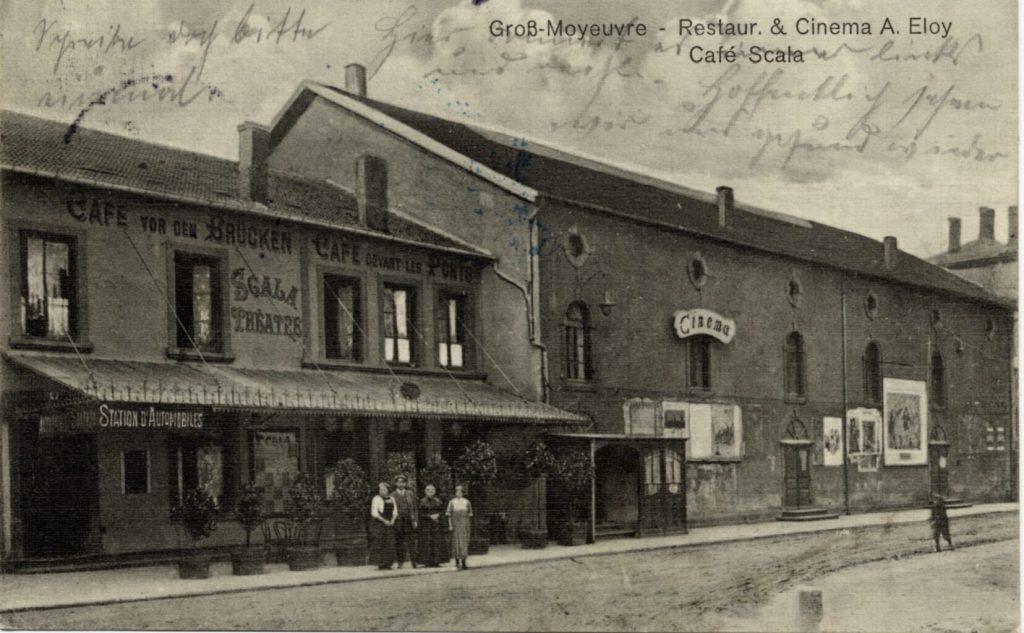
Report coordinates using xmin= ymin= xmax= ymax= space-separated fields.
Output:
xmin=672 ymin=309 xmax=736 ymax=344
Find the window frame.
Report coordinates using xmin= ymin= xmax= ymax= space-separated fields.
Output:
xmin=166 ymin=245 xmax=232 ymax=362
xmin=321 ymin=272 xmax=364 ymax=363
xmin=863 ymin=342 xmax=883 ymax=405
xmin=9 ymin=223 xmax=91 ymax=352
xmin=686 ymin=336 xmax=712 ymax=392
xmin=563 ymin=301 xmax=593 ymax=382
xmin=783 ymin=331 xmax=806 ymax=402
xmin=381 ymin=281 xmax=419 ymax=366
xmin=436 ymin=288 xmax=473 ymax=370
xmin=930 ymin=350 xmax=946 ymax=410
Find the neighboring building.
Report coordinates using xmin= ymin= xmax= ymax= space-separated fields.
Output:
xmin=928 ymin=206 xmax=1018 ymax=500
xmin=0 ymin=106 xmax=581 ymax=567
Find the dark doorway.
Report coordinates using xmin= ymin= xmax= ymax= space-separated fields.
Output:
xmin=782 ymin=441 xmax=813 ymax=509
xmin=595 ymin=445 xmax=639 ymax=536
xmin=23 ymin=433 xmax=100 ymax=557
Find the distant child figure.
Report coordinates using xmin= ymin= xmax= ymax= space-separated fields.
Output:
xmin=929 ymin=495 xmax=954 ymax=552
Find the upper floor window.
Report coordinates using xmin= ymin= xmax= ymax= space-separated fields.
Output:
xmin=784 ymin=332 xmax=806 ymax=399
xmin=687 ymin=337 xmax=711 ymax=390
xmin=863 ymin=342 xmax=882 ymax=405
xmin=383 ymin=284 xmax=415 ymax=364
xmin=324 ymin=275 xmax=362 ymax=361
xmin=20 ymin=231 xmax=77 ymax=339
xmin=564 ymin=301 xmax=592 ymax=381
xmin=174 ymin=253 xmax=223 ymax=353
xmin=437 ymin=293 xmax=467 ymax=369
xmin=930 ymin=351 xmax=945 ymax=408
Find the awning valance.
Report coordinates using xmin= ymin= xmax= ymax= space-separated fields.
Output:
xmin=5 ymin=353 xmax=585 ymax=424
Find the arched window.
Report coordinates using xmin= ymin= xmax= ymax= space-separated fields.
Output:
xmin=687 ymin=337 xmax=712 ymax=390
xmin=784 ymin=332 xmax=806 ymax=399
xmin=863 ymin=342 xmax=882 ymax=405
xmin=564 ymin=302 xmax=592 ymax=381
xmin=930 ymin=351 xmax=945 ymax=408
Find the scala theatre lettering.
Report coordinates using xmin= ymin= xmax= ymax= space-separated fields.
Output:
xmin=231 ymin=306 xmax=302 ymax=339
xmin=231 ymin=268 xmax=298 ymax=309
xmin=673 ymin=308 xmax=736 ymax=344
xmin=314 ymin=235 xmax=475 ymax=282
xmin=98 ymin=404 xmax=204 ymax=429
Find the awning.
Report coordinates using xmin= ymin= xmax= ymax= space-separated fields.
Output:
xmin=547 ymin=432 xmax=685 ymax=442
xmin=4 ymin=353 xmax=586 ymax=424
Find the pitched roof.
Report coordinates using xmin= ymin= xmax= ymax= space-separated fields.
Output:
xmin=308 ymin=83 xmax=1011 ymax=309
xmin=927 ymin=239 xmax=1017 ymax=268
xmin=0 ymin=110 xmax=490 ymax=259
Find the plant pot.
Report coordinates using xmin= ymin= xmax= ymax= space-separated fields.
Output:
xmin=519 ymin=528 xmax=548 ymax=549
xmin=231 ymin=546 xmax=266 ymax=576
xmin=557 ymin=522 xmax=589 ymax=547
xmin=468 ymin=533 xmax=490 ymax=555
xmin=335 ymin=536 xmax=368 ymax=566
xmin=286 ymin=545 xmax=322 ymax=571
xmin=178 ymin=553 xmax=211 ymax=579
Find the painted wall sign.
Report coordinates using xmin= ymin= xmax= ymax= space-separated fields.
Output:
xmin=672 ymin=309 xmax=735 ymax=343
xmin=313 ymin=235 xmax=476 ymax=282
xmin=231 ymin=268 xmax=299 ymax=309
xmin=205 ymin=217 xmax=293 ymax=254
xmin=99 ymin=403 xmax=204 ymax=430
xmin=231 ymin=307 xmax=303 ymax=339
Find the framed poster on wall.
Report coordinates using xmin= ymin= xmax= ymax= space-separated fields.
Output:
xmin=252 ymin=429 xmax=301 ymax=514
xmin=882 ymin=379 xmax=928 ymax=466
xmin=822 ymin=417 xmax=843 ymax=467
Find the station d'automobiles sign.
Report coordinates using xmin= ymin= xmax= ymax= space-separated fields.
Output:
xmin=672 ymin=309 xmax=736 ymax=344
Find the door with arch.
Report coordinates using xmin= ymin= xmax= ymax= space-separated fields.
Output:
xmin=781 ymin=415 xmax=813 ymax=509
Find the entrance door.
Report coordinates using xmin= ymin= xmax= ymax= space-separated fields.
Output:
xmin=638 ymin=446 xmax=687 ymax=535
xmin=782 ymin=442 xmax=813 ymax=509
xmin=595 ymin=445 xmax=639 ymax=535
xmin=24 ymin=434 xmax=99 ymax=557
xmin=928 ymin=442 xmax=950 ymax=498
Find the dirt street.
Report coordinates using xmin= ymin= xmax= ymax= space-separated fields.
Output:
xmin=5 ymin=512 xmax=1017 ymax=632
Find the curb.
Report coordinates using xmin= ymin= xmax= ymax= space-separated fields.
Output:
xmin=0 ymin=506 xmax=1015 ymax=615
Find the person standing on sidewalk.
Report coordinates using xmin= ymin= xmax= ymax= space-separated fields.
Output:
xmin=930 ymin=494 xmax=954 ymax=552
xmin=370 ymin=482 xmax=398 ymax=570
xmin=418 ymin=484 xmax=447 ymax=567
xmin=447 ymin=484 xmax=473 ymax=570
xmin=392 ymin=475 xmax=419 ymax=568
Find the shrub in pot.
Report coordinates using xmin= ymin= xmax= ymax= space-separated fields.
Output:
xmin=454 ymin=440 xmax=499 ymax=555
xmin=231 ymin=481 xmax=266 ymax=575
xmin=550 ymin=446 xmax=593 ymax=546
xmin=286 ymin=474 xmax=324 ymax=571
xmin=330 ymin=459 xmax=371 ymax=566
xmin=172 ymin=487 xmax=219 ymax=579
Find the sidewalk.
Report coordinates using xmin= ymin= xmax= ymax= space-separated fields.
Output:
xmin=0 ymin=502 xmax=1016 ymax=613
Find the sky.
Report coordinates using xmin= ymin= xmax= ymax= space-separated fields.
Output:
xmin=1 ymin=0 xmax=1018 ymax=257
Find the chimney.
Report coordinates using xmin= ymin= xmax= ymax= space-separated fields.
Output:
xmin=947 ymin=217 xmax=961 ymax=253
xmin=979 ymin=206 xmax=995 ymax=240
xmin=345 ymin=64 xmax=367 ymax=98
xmin=356 ymin=154 xmax=389 ymax=232
xmin=882 ymin=236 xmax=898 ymax=269
xmin=1008 ymin=206 xmax=1018 ymax=246
xmin=238 ymin=122 xmax=270 ymax=204
xmin=716 ymin=186 xmax=734 ymax=228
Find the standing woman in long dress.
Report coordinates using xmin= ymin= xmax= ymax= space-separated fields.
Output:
xmin=369 ymin=482 xmax=397 ymax=570
xmin=446 ymin=484 xmax=473 ymax=570
xmin=418 ymin=484 xmax=446 ymax=567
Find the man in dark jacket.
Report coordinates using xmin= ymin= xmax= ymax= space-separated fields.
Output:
xmin=392 ymin=475 xmax=419 ymax=568
xmin=929 ymin=495 xmax=954 ymax=552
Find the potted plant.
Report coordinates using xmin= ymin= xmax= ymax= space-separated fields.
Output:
xmin=172 ymin=486 xmax=219 ymax=579
xmin=514 ymin=440 xmax=554 ymax=549
xmin=286 ymin=474 xmax=324 ymax=571
xmin=550 ymin=446 xmax=593 ymax=546
xmin=454 ymin=440 xmax=499 ymax=555
xmin=330 ymin=459 xmax=371 ymax=566
xmin=231 ymin=481 xmax=266 ymax=575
